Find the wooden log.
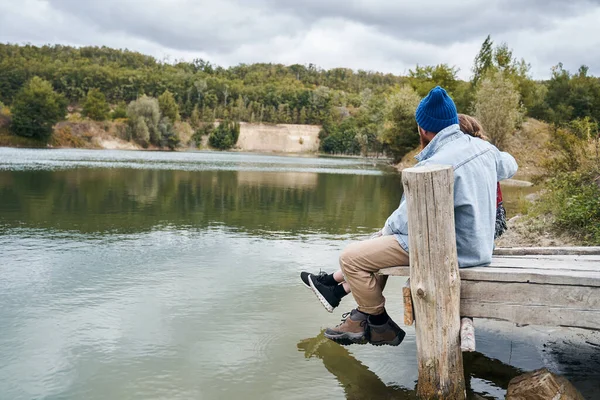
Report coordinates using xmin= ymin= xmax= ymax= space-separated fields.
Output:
xmin=403 ymin=164 xmax=465 ymax=400
xmin=460 ymin=318 xmax=475 ymax=352
xmin=506 ymin=368 xmax=585 ymax=400
xmin=403 ymin=279 xmax=414 ymax=326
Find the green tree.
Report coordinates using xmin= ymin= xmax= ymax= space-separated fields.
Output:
xmin=472 ymin=35 xmax=494 ymax=85
xmin=380 ymin=86 xmax=421 ymax=162
xmin=127 ymin=96 xmax=160 ymax=146
xmin=354 ymin=93 xmax=385 ymax=155
xmin=158 ymin=90 xmax=179 ymax=122
xmin=299 ymin=107 xmax=308 ymax=124
xmin=320 ymin=117 xmax=361 ymax=155
xmin=82 ymin=88 xmax=110 ymax=121
xmin=209 ymin=120 xmax=239 ymax=150
xmin=132 ymin=116 xmax=150 ymax=145
xmin=11 ymin=76 xmax=67 ymax=140
xmin=190 ymin=105 xmax=201 ymax=128
xmin=409 ymin=64 xmax=459 ymax=97
xmin=493 ymin=43 xmax=515 ymax=74
xmin=158 ymin=117 xmax=180 ymax=150
xmin=473 ymin=71 xmax=521 ymax=150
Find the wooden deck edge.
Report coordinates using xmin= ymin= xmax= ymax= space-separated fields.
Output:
xmin=461 ymin=302 xmax=600 ymax=331
xmin=494 ymin=247 xmax=600 ymax=256
xmin=379 ymin=266 xmax=600 ymax=287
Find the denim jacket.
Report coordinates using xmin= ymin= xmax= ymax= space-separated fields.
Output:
xmin=383 ymin=124 xmax=518 ymax=267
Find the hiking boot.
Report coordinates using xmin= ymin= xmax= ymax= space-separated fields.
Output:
xmin=324 ymin=309 xmax=369 ymax=345
xmin=308 ymin=274 xmax=340 ymax=313
xmin=300 ymin=271 xmax=329 ymax=290
xmin=368 ymin=316 xmax=406 ymax=346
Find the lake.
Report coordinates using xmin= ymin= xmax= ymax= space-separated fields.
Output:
xmin=0 ymin=148 xmax=598 ymax=400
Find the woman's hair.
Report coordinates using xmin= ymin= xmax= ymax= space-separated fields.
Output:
xmin=458 ymin=114 xmax=488 ymax=141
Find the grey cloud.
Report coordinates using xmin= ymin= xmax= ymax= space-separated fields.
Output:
xmin=42 ymin=0 xmax=600 ymax=64
xmin=45 ymin=0 xmax=305 ymax=53
xmin=1 ymin=0 xmax=600 ymax=79
xmin=260 ymin=0 xmax=596 ymax=44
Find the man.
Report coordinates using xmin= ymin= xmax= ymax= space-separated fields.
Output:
xmin=305 ymin=86 xmax=518 ymax=346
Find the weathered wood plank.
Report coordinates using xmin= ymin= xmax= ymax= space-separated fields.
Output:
xmin=461 ymin=281 xmax=600 ymax=309
xmin=403 ymin=164 xmax=465 ymax=399
xmin=494 ymin=247 xmax=600 ymax=256
xmin=460 ymin=301 xmax=600 ymax=330
xmin=459 ymin=267 xmax=600 ymax=286
xmin=490 ymin=257 xmax=600 ymax=271
xmin=497 ymin=255 xmax=600 ymax=262
xmin=379 ymin=266 xmax=410 ymax=276
xmin=379 ymin=254 xmax=600 ymax=276
xmin=379 ymin=266 xmax=600 ymax=286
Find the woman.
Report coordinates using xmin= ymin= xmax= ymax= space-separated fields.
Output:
xmin=458 ymin=114 xmax=508 ymax=240
xmin=301 ymin=114 xmax=508 ymax=313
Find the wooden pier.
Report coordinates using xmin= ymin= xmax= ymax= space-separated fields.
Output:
xmin=383 ymin=164 xmax=600 ymax=400
xmin=381 ymin=249 xmax=600 ymax=331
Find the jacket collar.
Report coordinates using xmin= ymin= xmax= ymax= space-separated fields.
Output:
xmin=415 ymin=124 xmax=463 ymax=162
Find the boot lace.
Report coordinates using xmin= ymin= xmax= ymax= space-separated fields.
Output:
xmin=335 ymin=311 xmax=367 ymax=328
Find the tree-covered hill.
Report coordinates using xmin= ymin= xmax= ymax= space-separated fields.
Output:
xmin=1 ymin=37 xmax=599 ymax=159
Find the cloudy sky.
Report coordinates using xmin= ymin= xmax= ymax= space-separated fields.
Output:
xmin=1 ymin=0 xmax=599 ymax=80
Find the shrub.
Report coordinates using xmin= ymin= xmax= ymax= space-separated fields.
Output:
xmin=82 ymin=88 xmax=110 ymax=121
xmin=534 ymin=169 xmax=600 ymax=245
xmin=473 ymin=71 xmax=521 ymax=150
xmin=533 ymin=120 xmax=600 ymax=245
xmin=208 ymin=120 xmax=240 ymax=150
xmin=10 ymin=77 xmax=67 ymax=140
xmin=132 ymin=116 xmax=150 ymax=145
xmin=111 ymin=101 xmax=128 ymax=120
xmin=191 ymin=123 xmax=213 ymax=147
xmin=158 ymin=117 xmax=180 ymax=150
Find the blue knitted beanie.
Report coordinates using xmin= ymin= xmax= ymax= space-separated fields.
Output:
xmin=415 ymin=86 xmax=459 ymax=133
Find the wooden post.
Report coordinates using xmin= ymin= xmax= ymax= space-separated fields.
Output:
xmin=403 ymin=164 xmax=465 ymax=400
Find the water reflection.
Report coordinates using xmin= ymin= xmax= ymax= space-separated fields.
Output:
xmin=0 ymin=168 xmax=403 ymax=235
xmin=297 ymin=332 xmax=531 ymax=400
xmin=2 ymin=149 xmax=596 ymax=400
xmin=298 ymin=332 xmax=415 ymax=400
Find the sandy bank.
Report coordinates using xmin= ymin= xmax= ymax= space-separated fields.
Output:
xmin=236 ymin=122 xmax=320 ymax=153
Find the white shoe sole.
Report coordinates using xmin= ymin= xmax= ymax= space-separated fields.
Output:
xmin=308 ymin=275 xmax=334 ymax=313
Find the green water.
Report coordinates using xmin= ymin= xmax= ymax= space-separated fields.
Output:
xmin=0 ymin=148 xmax=598 ymax=399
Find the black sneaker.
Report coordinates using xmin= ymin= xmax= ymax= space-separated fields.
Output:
xmin=308 ymin=274 xmax=340 ymax=313
xmin=300 ymin=271 xmax=328 ymax=290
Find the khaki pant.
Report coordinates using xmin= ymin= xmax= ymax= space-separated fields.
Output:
xmin=339 ymin=235 xmax=410 ymax=315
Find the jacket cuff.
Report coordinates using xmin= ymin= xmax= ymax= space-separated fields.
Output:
xmin=381 ymin=224 xmax=393 ymax=236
